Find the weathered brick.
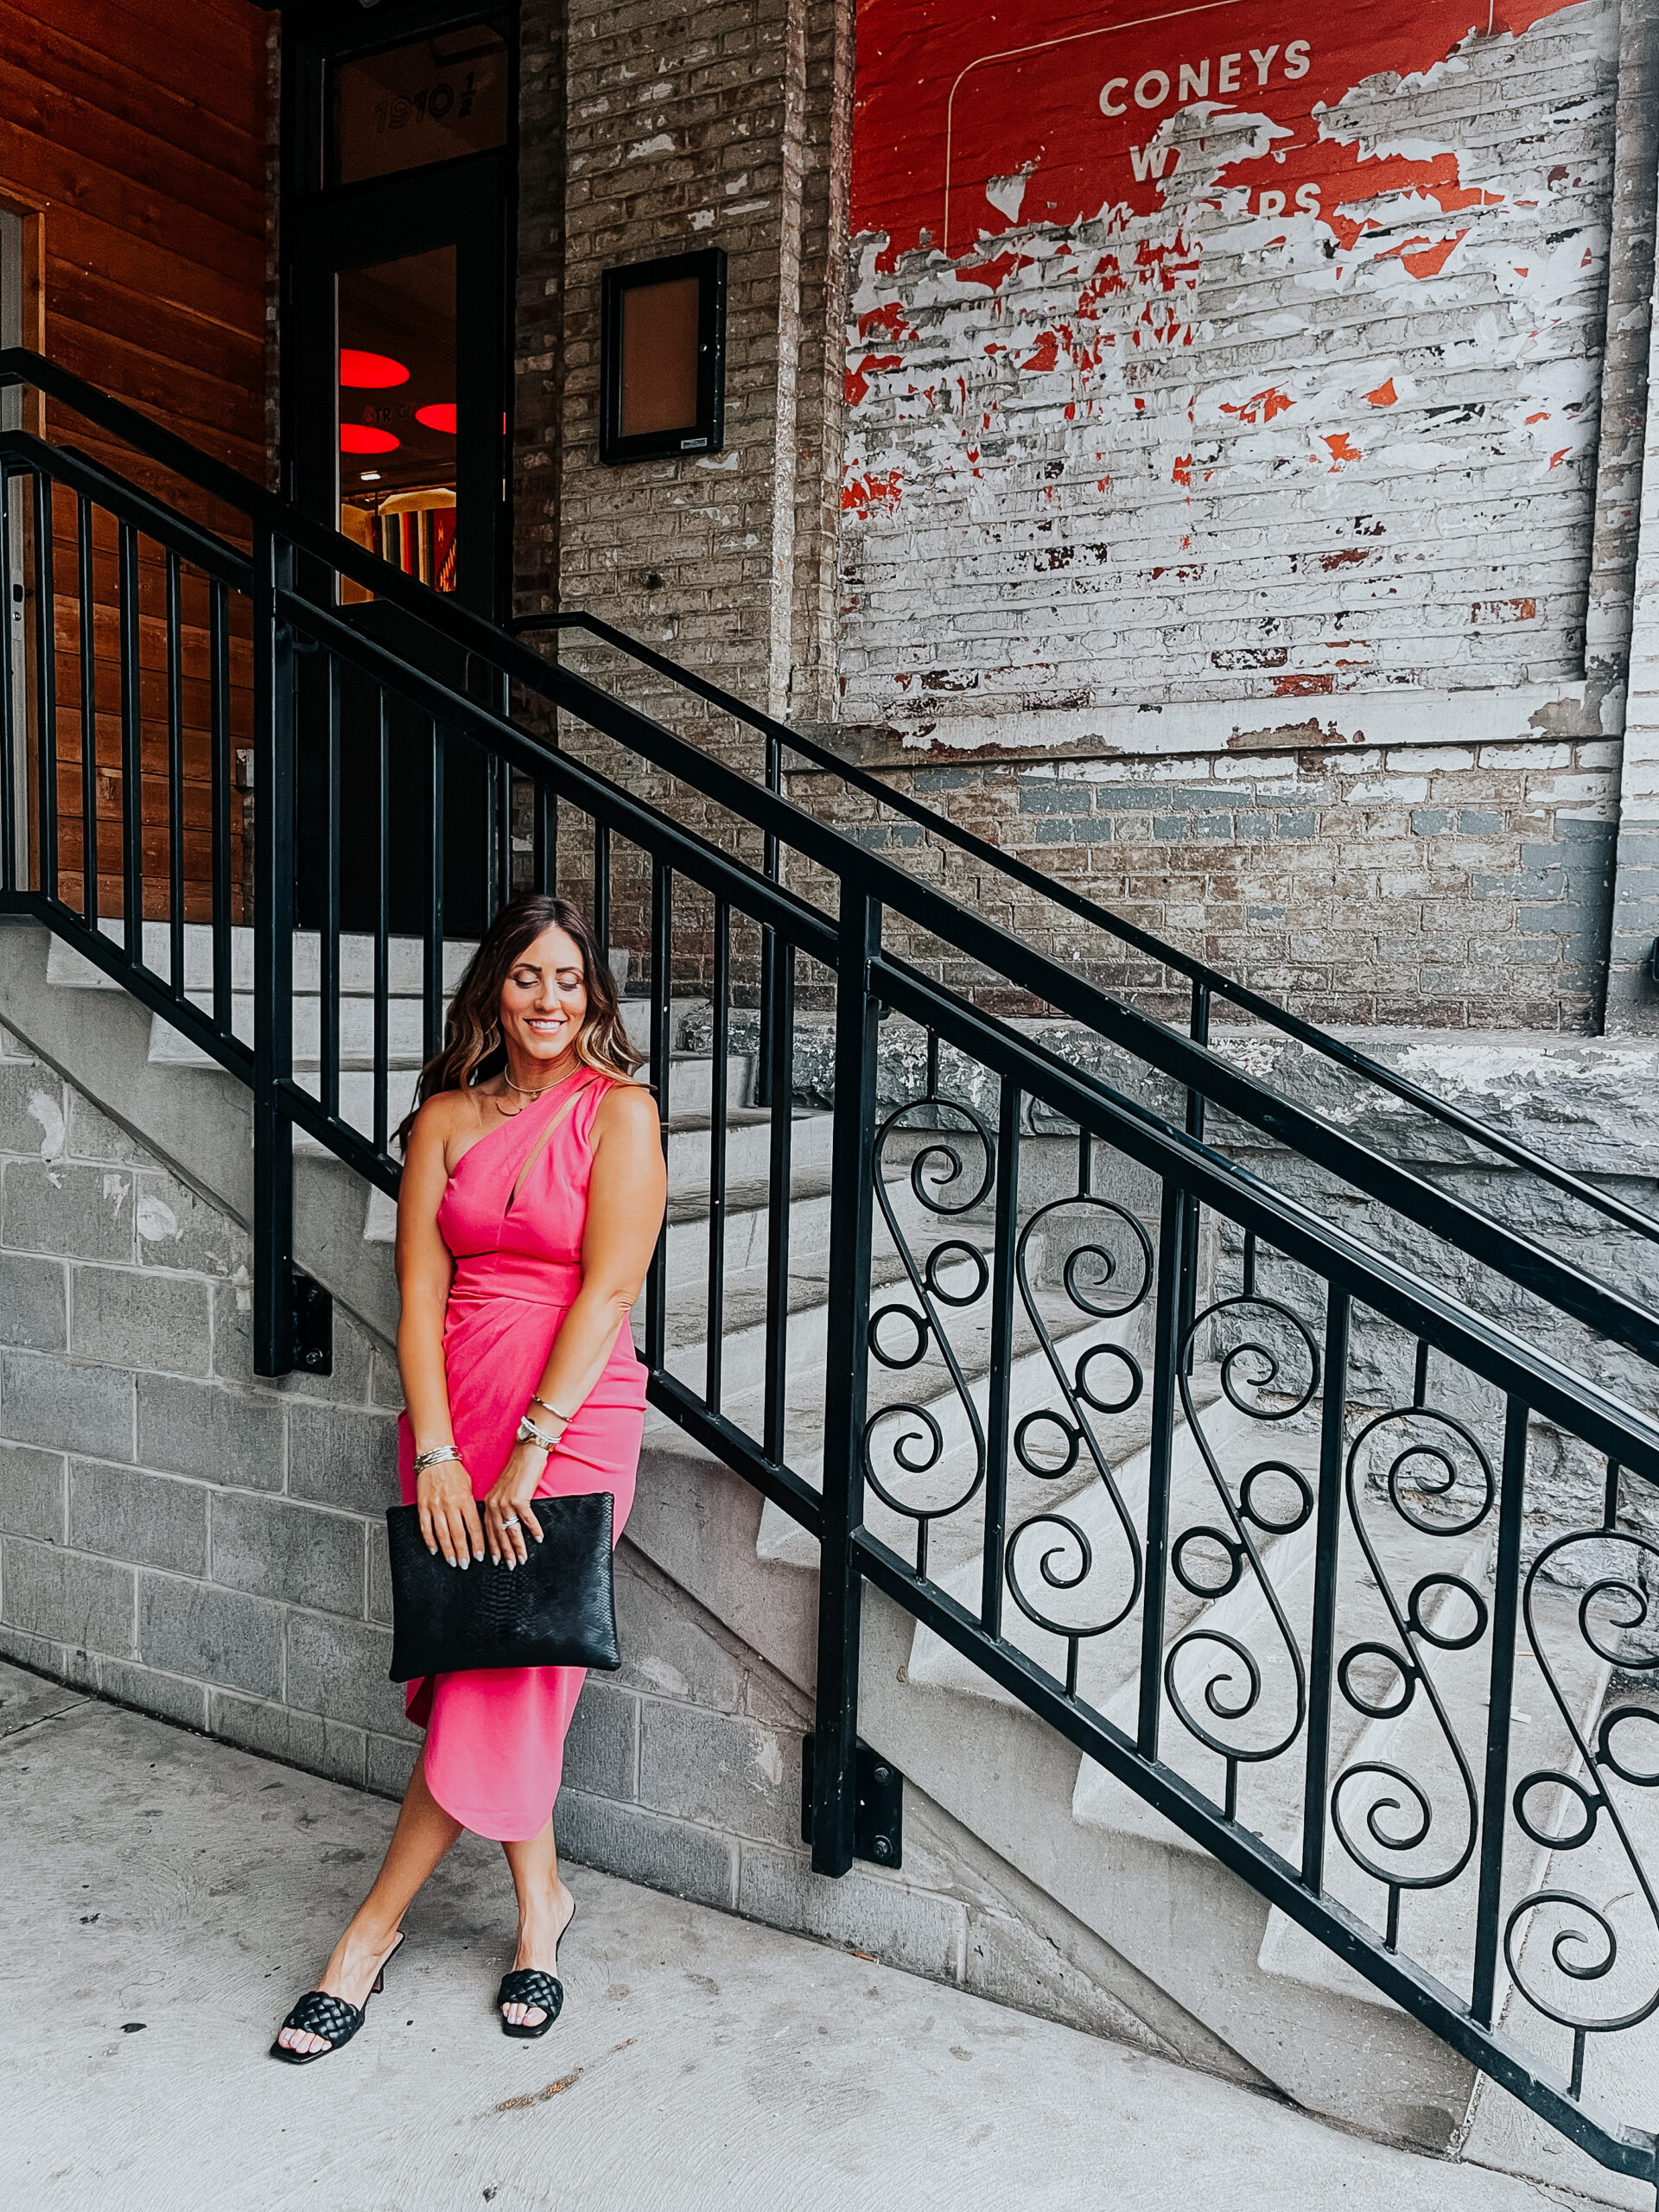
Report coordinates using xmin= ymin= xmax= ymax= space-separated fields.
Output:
xmin=284 ymin=1610 xmax=412 ymax=1737
xmin=555 ymin=1787 xmax=737 ymax=1908
xmin=138 ymin=1575 xmax=283 ymax=1698
xmin=637 ymin=1697 xmax=798 ymax=1846
xmin=210 ymin=1492 xmax=365 ymax=1618
xmin=0 ymin=1441 xmax=67 ymax=1541
xmin=1 ymin=1536 xmax=136 ymax=1657
xmin=1 ymin=1351 xmax=134 ymax=1462
xmin=136 ymin=1374 xmax=286 ymax=1491
xmin=3 ymin=1160 xmax=136 ymax=1262
xmin=68 ymin=1265 xmax=211 ymax=1376
xmin=0 ymin=1252 xmax=67 ymax=1352
xmin=69 ymin=1461 xmax=208 ymax=1577
xmin=287 ymin=1401 xmax=400 ymax=1516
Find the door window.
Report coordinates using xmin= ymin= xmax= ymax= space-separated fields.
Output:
xmin=330 ymin=26 xmax=508 ymax=185
xmin=337 ymin=246 xmax=459 ymax=601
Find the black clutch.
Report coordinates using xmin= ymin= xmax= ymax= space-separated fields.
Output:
xmin=385 ymin=1491 xmax=620 ymax=1682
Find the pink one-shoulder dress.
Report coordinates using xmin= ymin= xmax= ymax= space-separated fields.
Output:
xmin=397 ymin=1069 xmax=646 ymax=1842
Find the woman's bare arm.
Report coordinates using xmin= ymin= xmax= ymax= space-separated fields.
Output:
xmin=396 ymin=1097 xmax=485 ymax=1567
xmin=482 ymin=1082 xmax=667 ymax=1563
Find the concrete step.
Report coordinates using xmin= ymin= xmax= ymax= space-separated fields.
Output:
xmin=44 ymin=918 xmax=479 ymax=995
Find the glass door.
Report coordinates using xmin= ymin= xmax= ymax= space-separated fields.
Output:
xmin=283 ymin=7 xmax=513 ymax=939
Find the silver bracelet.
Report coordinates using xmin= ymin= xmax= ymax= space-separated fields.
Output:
xmin=413 ymin=1443 xmax=462 ymax=1474
xmin=517 ymin=1413 xmax=561 ymax=1452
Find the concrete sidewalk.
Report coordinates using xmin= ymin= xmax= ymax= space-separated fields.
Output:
xmin=1 ymin=1659 xmax=1589 ymax=2212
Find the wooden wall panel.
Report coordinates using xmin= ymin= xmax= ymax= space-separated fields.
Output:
xmin=1 ymin=0 xmax=270 ymax=922
xmin=0 ymin=0 xmax=270 ymax=475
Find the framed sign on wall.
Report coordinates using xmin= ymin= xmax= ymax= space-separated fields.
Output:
xmin=600 ymin=246 xmax=726 ymax=464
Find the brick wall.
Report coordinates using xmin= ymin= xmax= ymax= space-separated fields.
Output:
xmin=0 ymin=1027 xmax=418 ymax=1789
xmin=837 ymin=0 xmax=1618 ymax=734
xmin=801 ymin=734 xmax=1621 ymax=1028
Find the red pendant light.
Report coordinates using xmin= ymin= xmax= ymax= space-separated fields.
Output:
xmin=416 ymin=403 xmax=457 ymax=434
xmin=340 ymin=424 xmax=400 ymax=454
xmin=340 ymin=349 xmax=409 ymax=389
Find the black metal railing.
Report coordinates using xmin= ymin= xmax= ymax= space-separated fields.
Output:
xmin=6 ymin=350 xmax=1659 ymax=2196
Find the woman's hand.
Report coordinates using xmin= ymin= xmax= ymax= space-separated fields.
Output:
xmin=484 ymin=1441 xmax=552 ymax=1567
xmin=416 ymin=1454 xmax=485 ymax=1567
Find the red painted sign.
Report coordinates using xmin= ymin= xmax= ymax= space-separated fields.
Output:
xmin=852 ymin=0 xmax=1582 ymax=265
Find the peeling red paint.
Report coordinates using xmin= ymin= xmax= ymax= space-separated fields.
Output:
xmin=1172 ymin=454 xmax=1194 ymax=488
xmin=1320 ymin=548 xmax=1371 ymax=570
xmin=1221 ymin=386 xmax=1294 ymax=425
xmin=851 ymin=0 xmax=1580 ymax=267
xmin=856 ymin=301 xmax=916 ymax=343
xmin=955 ymin=251 xmax=1033 ymax=290
xmin=1024 ymin=330 xmax=1062 ymax=373
xmin=844 ymin=353 xmax=904 ymax=408
xmin=1471 ymin=597 xmax=1538 ymax=622
xmin=842 ymin=470 xmax=905 ymax=518
xmin=1323 ymin=434 xmax=1363 ymax=466
xmin=1274 ymin=673 xmax=1337 ymax=696
xmin=1365 ymin=378 xmax=1398 ymax=407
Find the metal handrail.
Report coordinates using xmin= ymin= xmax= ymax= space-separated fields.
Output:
xmin=1 ymin=346 xmax=1655 ymax=1368
xmin=504 ymin=605 xmax=1659 ymax=1253
xmin=10 ymin=357 xmax=1659 ymax=2193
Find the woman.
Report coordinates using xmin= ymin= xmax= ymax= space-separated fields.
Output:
xmin=271 ymin=893 xmax=666 ymax=2061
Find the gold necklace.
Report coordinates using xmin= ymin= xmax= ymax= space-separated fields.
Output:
xmin=502 ymin=1056 xmax=577 ymax=1099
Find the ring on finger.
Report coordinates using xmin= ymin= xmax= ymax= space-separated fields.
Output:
xmin=503 ymin=1514 xmax=521 ymax=1529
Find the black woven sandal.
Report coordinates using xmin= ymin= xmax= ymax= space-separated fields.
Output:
xmin=497 ymin=1899 xmax=575 ymax=2038
xmin=270 ymin=1930 xmax=404 ymax=2065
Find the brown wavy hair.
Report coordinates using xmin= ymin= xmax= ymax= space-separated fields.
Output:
xmin=397 ymin=893 xmax=641 ymax=1147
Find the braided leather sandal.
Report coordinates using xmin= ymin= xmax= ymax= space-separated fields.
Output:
xmin=497 ymin=1899 xmax=575 ymax=2038
xmin=270 ymin=1931 xmax=404 ymax=2065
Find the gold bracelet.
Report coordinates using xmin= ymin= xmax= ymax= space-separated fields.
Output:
xmin=531 ymin=1393 xmax=575 ymax=1425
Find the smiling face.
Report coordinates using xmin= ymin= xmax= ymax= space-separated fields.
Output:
xmin=498 ymin=924 xmax=588 ymax=1071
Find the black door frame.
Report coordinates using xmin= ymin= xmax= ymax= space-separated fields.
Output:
xmin=278 ymin=0 xmax=518 ymax=622
xmin=277 ymin=1 xmax=518 ymax=939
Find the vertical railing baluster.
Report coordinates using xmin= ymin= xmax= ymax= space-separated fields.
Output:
xmin=424 ymin=718 xmax=446 ymax=1066
xmin=31 ymin=472 xmax=58 ymax=903
xmin=484 ymin=753 xmax=501 ymax=925
xmin=593 ymin=816 xmax=611 ymax=956
xmin=982 ymin=1078 xmax=1021 ymax=1637
xmin=164 ymin=550 xmax=184 ymax=995
xmin=1471 ymin=1395 xmax=1529 ymax=2027
xmin=705 ymin=896 xmax=729 ymax=1412
xmin=755 ymin=728 xmax=781 ymax=1109
xmin=811 ymin=886 xmax=881 ymax=1877
xmin=373 ymin=687 xmax=390 ymax=1160
xmin=762 ymin=934 xmax=795 ymax=1467
xmin=0 ymin=461 xmax=17 ymax=893
xmin=644 ymin=856 xmax=672 ymax=1377
xmin=252 ymin=529 xmax=296 ymax=1376
xmin=1137 ymin=1179 xmax=1187 ymax=1760
xmin=117 ymin=520 xmax=142 ymax=962
xmin=321 ymin=650 xmax=341 ymax=1122
xmin=1302 ymin=1286 xmax=1350 ymax=1893
xmin=532 ymin=779 xmax=556 ymax=896
xmin=1176 ymin=979 xmax=1211 ymax=1374
xmin=208 ymin=578 xmax=232 ymax=1033
xmin=76 ymin=494 xmax=97 ymax=925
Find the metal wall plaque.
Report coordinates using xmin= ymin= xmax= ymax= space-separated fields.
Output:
xmin=600 ymin=247 xmax=726 ymax=464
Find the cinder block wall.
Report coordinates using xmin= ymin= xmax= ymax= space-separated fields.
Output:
xmin=0 ymin=1021 xmax=1198 ymax=2054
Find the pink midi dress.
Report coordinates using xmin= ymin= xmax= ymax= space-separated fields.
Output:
xmin=396 ymin=1069 xmax=646 ymax=1842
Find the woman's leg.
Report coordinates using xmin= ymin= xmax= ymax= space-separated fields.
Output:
xmin=499 ymin=1819 xmax=576 ymax=2027
xmin=276 ymin=1745 xmax=462 ymax=2055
